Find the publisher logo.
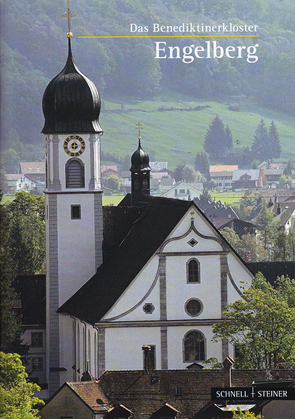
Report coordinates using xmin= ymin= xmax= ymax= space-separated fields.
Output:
xmin=211 ymin=387 xmax=295 ymax=401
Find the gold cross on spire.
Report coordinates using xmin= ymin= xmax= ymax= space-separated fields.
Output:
xmin=62 ymin=1 xmax=76 ymax=38
xmin=136 ymin=121 xmax=143 ymax=139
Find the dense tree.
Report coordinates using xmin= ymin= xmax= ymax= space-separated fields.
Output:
xmin=231 ymin=196 xmax=261 ymax=221
xmin=224 ymin=125 xmax=233 ymax=149
xmin=273 ymin=229 xmax=295 ymax=262
xmin=254 ymin=201 xmax=276 ymax=249
xmin=0 ymin=195 xmax=22 ymax=352
xmin=203 ymin=116 xmax=228 ymax=160
xmin=251 ymin=119 xmax=269 ymax=162
xmin=213 ymin=273 xmax=295 ymax=369
xmin=0 ymin=352 xmax=44 ymax=418
xmin=173 ymin=164 xmax=186 ymax=182
xmin=268 ymin=121 xmax=281 ymax=158
xmin=104 ymin=174 xmax=124 ymax=192
xmin=0 ymin=149 xmax=20 ymax=174
xmin=6 ymin=192 xmax=45 ymax=276
xmin=1 ymin=192 xmax=45 ymax=352
xmin=221 ymin=228 xmax=267 ymax=262
xmin=251 ymin=120 xmax=282 ymax=162
xmin=194 ymin=152 xmax=210 ymax=179
xmin=278 ymin=174 xmax=294 ymax=190
xmin=182 ymin=164 xmax=197 ymax=183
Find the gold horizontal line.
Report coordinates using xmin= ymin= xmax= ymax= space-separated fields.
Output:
xmin=79 ymin=35 xmax=259 ymax=39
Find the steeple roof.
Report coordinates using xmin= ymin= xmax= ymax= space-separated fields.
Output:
xmin=130 ymin=139 xmax=150 ymax=172
xmin=42 ymin=38 xmax=102 ymax=134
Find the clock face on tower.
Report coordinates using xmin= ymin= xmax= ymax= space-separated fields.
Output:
xmin=63 ymin=135 xmax=86 ymax=157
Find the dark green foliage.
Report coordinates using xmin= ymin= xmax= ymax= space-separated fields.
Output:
xmin=194 ymin=152 xmax=210 ymax=179
xmin=0 ymin=195 xmax=22 ymax=352
xmin=254 ymin=201 xmax=276 ymax=249
xmin=224 ymin=125 xmax=233 ymax=149
xmin=251 ymin=119 xmax=269 ymax=162
xmin=0 ymin=192 xmax=45 ymax=352
xmin=173 ymin=163 xmax=186 ymax=182
xmin=203 ymin=116 xmax=229 ymax=160
xmin=251 ymin=119 xmax=281 ymax=162
xmin=268 ymin=121 xmax=281 ymax=158
xmin=6 ymin=193 xmax=45 ymax=276
xmin=213 ymin=273 xmax=295 ymax=369
xmin=0 ymin=149 xmax=20 ymax=174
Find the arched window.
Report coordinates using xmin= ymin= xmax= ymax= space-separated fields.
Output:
xmin=184 ymin=330 xmax=205 ymax=361
xmin=187 ymin=259 xmax=200 ymax=283
xmin=66 ymin=159 xmax=85 ymax=188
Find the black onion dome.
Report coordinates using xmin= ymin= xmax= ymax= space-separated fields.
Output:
xmin=42 ymin=39 xmax=102 ymax=134
xmin=130 ymin=139 xmax=150 ymax=172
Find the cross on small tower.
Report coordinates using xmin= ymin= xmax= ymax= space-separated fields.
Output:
xmin=136 ymin=121 xmax=143 ymax=139
xmin=61 ymin=1 xmax=77 ymax=38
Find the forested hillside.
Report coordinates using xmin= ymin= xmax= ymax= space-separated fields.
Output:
xmin=1 ymin=0 xmax=295 ymax=165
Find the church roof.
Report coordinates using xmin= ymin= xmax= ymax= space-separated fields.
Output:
xmin=58 ymin=195 xmax=192 ymax=323
xmin=246 ymin=261 xmax=295 ymax=286
xmin=58 ymin=194 xmax=253 ymax=324
xmin=42 ymin=38 xmax=102 ymax=134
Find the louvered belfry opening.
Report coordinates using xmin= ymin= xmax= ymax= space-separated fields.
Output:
xmin=66 ymin=159 xmax=85 ymax=188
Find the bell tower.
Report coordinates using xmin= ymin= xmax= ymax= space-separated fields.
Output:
xmin=130 ymin=123 xmax=151 ymax=205
xmin=42 ymin=3 xmax=103 ymax=395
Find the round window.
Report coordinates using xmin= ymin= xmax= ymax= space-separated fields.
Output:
xmin=185 ymin=299 xmax=202 ymax=317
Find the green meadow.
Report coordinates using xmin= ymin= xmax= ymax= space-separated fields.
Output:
xmin=102 ymin=192 xmax=244 ymax=207
xmin=101 ymin=93 xmax=295 ymax=170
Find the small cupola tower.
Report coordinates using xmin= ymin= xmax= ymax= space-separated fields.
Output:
xmin=130 ymin=123 xmax=151 ymax=204
xmin=43 ymin=2 xmax=103 ymax=396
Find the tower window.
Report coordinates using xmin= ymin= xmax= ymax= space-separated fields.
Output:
xmin=66 ymin=159 xmax=85 ymax=188
xmin=187 ymin=259 xmax=200 ymax=283
xmin=184 ymin=330 xmax=205 ymax=362
xmin=71 ymin=205 xmax=81 ymax=220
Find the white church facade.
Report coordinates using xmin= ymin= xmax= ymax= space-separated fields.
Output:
xmin=42 ymin=9 xmax=253 ymax=398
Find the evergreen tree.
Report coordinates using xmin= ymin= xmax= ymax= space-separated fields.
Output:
xmin=194 ymin=152 xmax=210 ymax=179
xmin=254 ymin=201 xmax=276 ymax=249
xmin=251 ymin=119 xmax=269 ymax=162
xmin=268 ymin=120 xmax=281 ymax=158
xmin=225 ymin=125 xmax=233 ymax=149
xmin=203 ymin=116 xmax=227 ymax=160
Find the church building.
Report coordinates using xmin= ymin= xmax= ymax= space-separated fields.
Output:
xmin=42 ymin=8 xmax=253 ymax=397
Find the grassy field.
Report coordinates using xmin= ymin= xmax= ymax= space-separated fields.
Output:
xmin=100 ymin=93 xmax=295 ymax=170
xmin=102 ymin=195 xmax=124 ymax=206
xmin=211 ymin=192 xmax=244 ymax=205
xmin=102 ymin=192 xmax=244 ymax=206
